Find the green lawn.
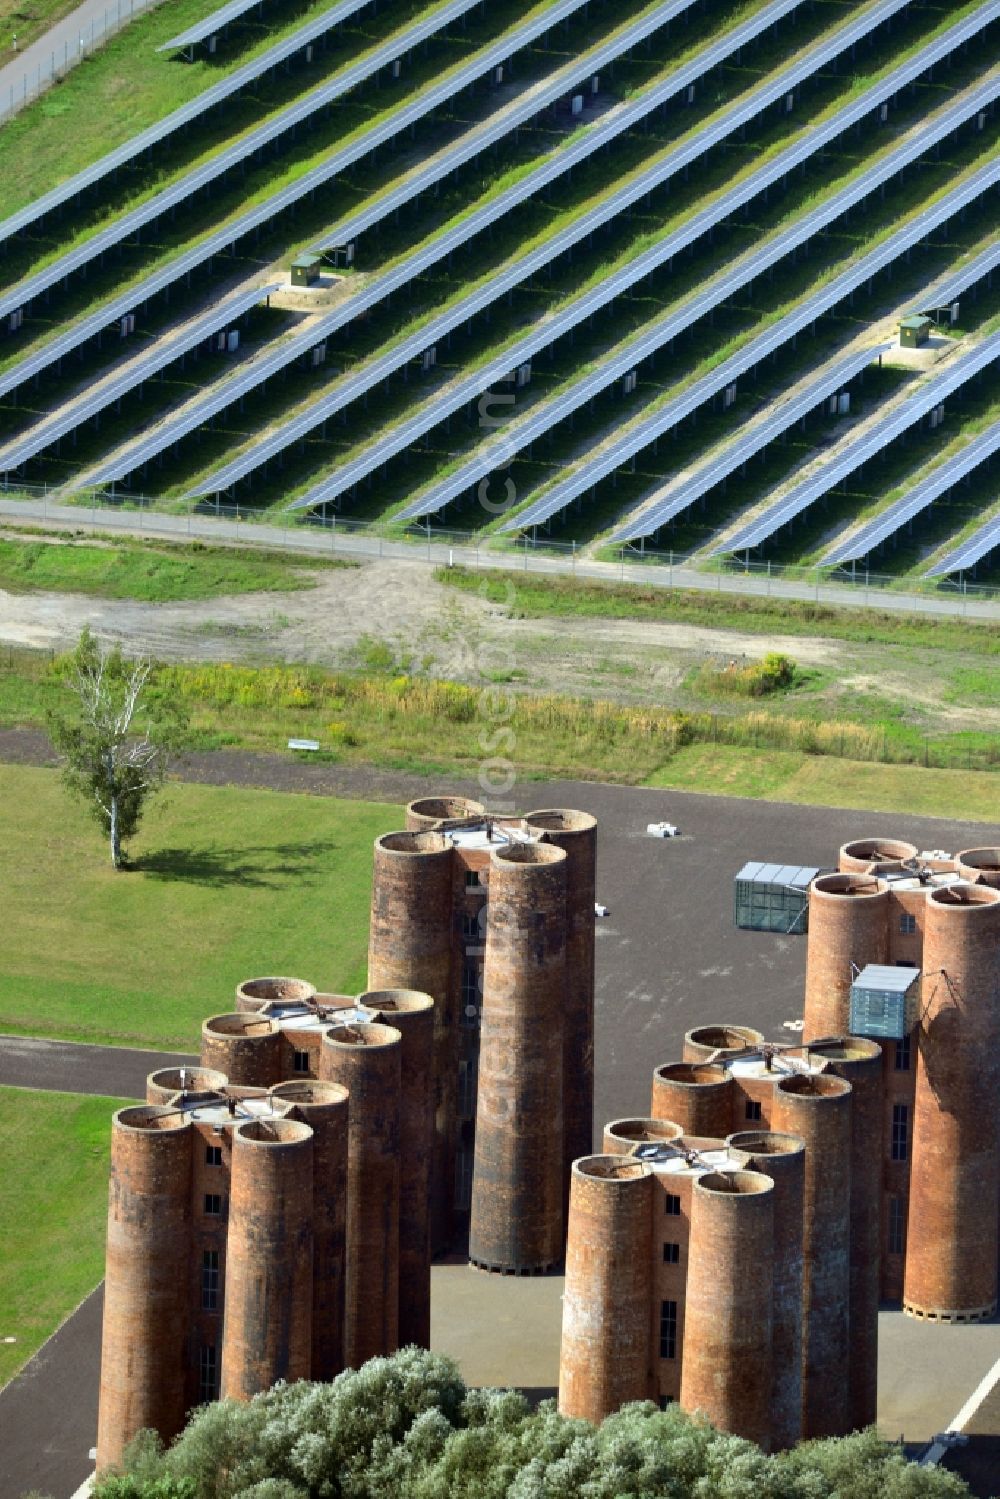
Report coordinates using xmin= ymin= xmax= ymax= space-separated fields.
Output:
xmin=0 ymin=764 xmax=401 ymax=1048
xmin=645 ymin=745 xmax=1000 ymax=822
xmin=0 ymin=1086 xmax=131 ymax=1388
xmin=0 ymin=534 xmax=349 ymax=601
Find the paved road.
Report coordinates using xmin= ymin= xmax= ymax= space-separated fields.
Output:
xmin=0 ymin=0 xmax=161 ymax=122
xmin=0 ymin=1033 xmax=195 ymax=1098
xmin=0 ymin=1287 xmax=104 ymax=1499
xmin=1 ymin=492 xmax=997 ymax=620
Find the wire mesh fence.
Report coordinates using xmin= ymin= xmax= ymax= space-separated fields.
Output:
xmin=1 ymin=477 xmax=999 ymax=615
xmin=1 ymin=0 xmax=162 ymax=124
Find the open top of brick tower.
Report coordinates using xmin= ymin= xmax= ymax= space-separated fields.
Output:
xmin=684 ymin=1024 xmax=765 ymax=1062
xmin=406 ymin=796 xmax=487 ymax=830
xmin=954 ymin=848 xmax=1000 ymax=887
xmin=603 ymin=1118 xmax=684 ymax=1154
xmin=840 ymin=837 xmax=918 ymax=872
xmin=236 ymin=976 xmax=316 ymax=1011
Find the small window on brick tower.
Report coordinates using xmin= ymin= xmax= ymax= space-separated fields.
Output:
xmin=664 ymin=1193 xmax=681 ymax=1217
xmin=662 ymin=1242 xmax=679 ymax=1264
xmin=899 ymin=912 xmax=916 ymax=935
xmin=891 ymin=1104 xmax=908 ymax=1162
xmin=659 ymin=1300 xmax=677 ymax=1360
xmin=204 ymin=1193 xmax=222 ymax=1216
xmin=894 ymin=1035 xmax=911 ymax=1072
xmin=205 ymin=1144 xmax=222 ymax=1167
xmin=202 ymin=1249 xmax=220 ymax=1310
xmin=199 ymin=1345 xmax=217 ymax=1402
xmin=745 ymin=1099 xmax=762 ymax=1121
xmin=465 ymin=869 xmax=482 ymax=889
xmin=293 ymin=1050 xmax=310 ymax=1074
xmin=888 ymin=1196 xmax=905 ymax=1255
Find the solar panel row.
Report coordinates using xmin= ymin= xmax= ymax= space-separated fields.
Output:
xmin=370 ymin=71 xmax=1000 ymax=523
xmin=158 ymin=0 xmax=286 ymax=53
xmin=822 ymin=412 xmax=1000 ymax=566
xmin=927 ymin=508 xmax=1000 ymax=578
xmin=918 ymin=240 xmax=1000 ymax=317
xmin=712 ymin=326 xmax=1000 ymax=556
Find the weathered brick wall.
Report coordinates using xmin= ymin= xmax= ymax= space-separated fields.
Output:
xmin=905 ymin=886 xmax=1000 ymax=1320
xmin=559 ymin=1157 xmax=654 ymax=1422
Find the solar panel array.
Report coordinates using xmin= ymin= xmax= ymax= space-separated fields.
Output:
xmin=0 ymin=0 xmax=714 ymax=406
xmin=0 ymin=0 xmax=375 ymax=247
xmin=81 ymin=0 xmax=716 ymax=487
xmin=4 ymin=0 xmax=1000 ymax=585
xmin=822 ymin=414 xmax=1000 ymax=566
xmin=0 ymin=284 xmax=278 ymax=474
xmin=191 ymin=0 xmax=953 ymax=503
xmin=555 ymin=343 xmax=892 ymax=544
xmin=712 ymin=327 xmax=1000 ymax=557
xmin=370 ymin=70 xmax=1000 ymax=523
xmin=0 ymin=0 xmax=510 ymax=322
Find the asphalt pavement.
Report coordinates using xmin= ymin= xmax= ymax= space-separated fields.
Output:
xmin=0 ymin=1033 xmax=195 ymax=1099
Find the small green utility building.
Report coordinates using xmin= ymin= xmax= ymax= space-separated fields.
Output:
xmin=899 ymin=314 xmax=932 ymax=348
xmin=291 ymin=253 xmax=322 ymax=288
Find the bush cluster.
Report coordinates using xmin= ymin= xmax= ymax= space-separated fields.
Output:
xmin=90 ymin=1350 xmax=971 ymax=1499
xmin=693 ymin=653 xmax=797 ymax=699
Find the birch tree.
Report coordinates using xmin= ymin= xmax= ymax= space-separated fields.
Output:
xmin=47 ymin=628 xmax=186 ymax=868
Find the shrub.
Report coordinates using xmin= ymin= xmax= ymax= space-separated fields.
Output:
xmin=92 ymin=1352 xmax=973 ymax=1499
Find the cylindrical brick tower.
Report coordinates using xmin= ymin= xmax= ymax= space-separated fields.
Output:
xmin=683 ymin=1024 xmax=763 ymax=1063
xmin=270 ymin=1080 xmax=349 ymax=1382
xmin=367 ymin=830 xmax=455 ymax=1252
xmin=220 ymin=1118 xmax=313 ymax=1401
xmin=201 ymin=1014 xmax=283 ymax=1087
xmin=235 ymin=976 xmax=316 ymax=1013
xmin=470 ymin=842 xmax=567 ymax=1273
xmin=362 ymin=990 xmax=436 ymax=1348
xmin=680 ymin=1171 xmax=775 ymax=1450
xmin=650 ymin=1064 xmax=735 ymax=1138
xmin=905 ymin=885 xmax=1000 ymax=1322
xmin=146 ymin=1066 xmax=227 ymax=1105
xmin=602 ymin=1118 xmax=683 ymax=1155
xmin=772 ymin=1073 xmax=852 ymax=1438
xmin=559 ymin=1156 xmax=655 ymax=1422
xmin=839 ymin=837 xmax=917 ymax=873
xmin=405 ymin=796 xmax=486 ymax=830
xmin=954 ymin=848 xmax=1000 ymax=888
xmin=96 ymin=1107 xmax=192 ymax=1470
xmin=803 ymin=875 xmax=890 ymax=1041
xmin=524 ymin=810 xmax=598 ymax=1207
xmin=320 ymin=1022 xmax=402 ymax=1364
xmin=727 ymin=1131 xmax=805 ymax=1450
xmin=811 ymin=1039 xmax=883 ymax=1430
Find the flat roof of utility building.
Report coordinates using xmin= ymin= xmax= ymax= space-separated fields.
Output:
xmin=735 ymin=862 xmax=821 ymax=888
xmin=853 ymin=964 xmax=921 ymax=992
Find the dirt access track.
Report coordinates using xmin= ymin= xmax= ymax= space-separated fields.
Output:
xmin=0 ymin=553 xmax=995 ymax=737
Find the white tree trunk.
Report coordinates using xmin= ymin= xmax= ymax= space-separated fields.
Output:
xmin=110 ymin=791 xmax=120 ymax=868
